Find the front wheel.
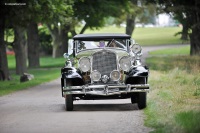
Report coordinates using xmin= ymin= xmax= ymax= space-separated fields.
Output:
xmin=64 ymin=80 xmax=74 ymax=111
xmin=137 ymin=92 xmax=146 ymax=109
xmin=65 ymin=94 xmax=73 ymax=111
xmin=131 ymin=94 xmax=137 ymax=104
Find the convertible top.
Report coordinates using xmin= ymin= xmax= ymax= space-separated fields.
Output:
xmin=73 ymin=33 xmax=131 ymax=41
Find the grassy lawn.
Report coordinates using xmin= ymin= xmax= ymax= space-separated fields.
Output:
xmin=145 ymin=49 xmax=200 ymax=132
xmin=0 ymin=55 xmax=64 ymax=96
xmin=84 ymin=26 xmax=184 ymax=45
xmin=7 ymin=55 xmax=65 ymax=69
xmin=0 ymin=68 xmax=60 ymax=96
xmin=149 ymin=45 xmax=190 ymax=56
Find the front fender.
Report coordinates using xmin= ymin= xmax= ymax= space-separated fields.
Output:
xmin=61 ymin=67 xmax=84 ymax=86
xmin=61 ymin=67 xmax=82 ymax=79
xmin=125 ymin=66 xmax=149 ymax=84
xmin=61 ymin=67 xmax=84 ymax=97
xmin=127 ymin=65 xmax=149 ymax=77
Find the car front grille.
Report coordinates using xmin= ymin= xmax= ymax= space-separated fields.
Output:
xmin=92 ymin=50 xmax=117 ymax=76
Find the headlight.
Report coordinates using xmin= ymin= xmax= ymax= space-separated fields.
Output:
xmin=119 ymin=56 xmax=131 ymax=71
xmin=131 ymin=44 xmax=142 ymax=54
xmin=110 ymin=70 xmax=120 ymax=81
xmin=91 ymin=70 xmax=101 ymax=81
xmin=78 ymin=57 xmax=91 ymax=72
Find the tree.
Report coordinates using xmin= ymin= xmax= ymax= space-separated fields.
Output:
xmin=125 ymin=0 xmax=138 ymax=36
xmin=0 ymin=15 xmax=10 ymax=80
xmin=150 ymin=0 xmax=200 ymax=55
xmin=26 ymin=0 xmax=73 ymax=62
xmin=47 ymin=24 xmax=60 ymax=57
xmin=47 ymin=22 xmax=73 ymax=58
xmin=173 ymin=12 xmax=190 ymax=40
xmin=1 ymin=0 xmax=74 ymax=77
xmin=4 ymin=0 xmax=29 ymax=75
xmin=113 ymin=0 xmax=156 ymax=36
xmin=45 ymin=0 xmax=73 ymax=58
xmin=72 ymin=0 xmax=129 ymax=34
xmin=47 ymin=0 xmax=129 ymax=58
xmin=13 ymin=25 xmax=27 ymax=75
xmin=27 ymin=22 xmax=40 ymax=68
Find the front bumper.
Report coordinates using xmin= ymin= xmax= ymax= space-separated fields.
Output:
xmin=63 ymin=84 xmax=150 ymax=96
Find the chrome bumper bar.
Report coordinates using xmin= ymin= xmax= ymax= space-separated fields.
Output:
xmin=63 ymin=84 xmax=150 ymax=96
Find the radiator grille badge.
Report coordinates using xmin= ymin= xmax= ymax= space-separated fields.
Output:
xmin=101 ymin=75 xmax=109 ymax=83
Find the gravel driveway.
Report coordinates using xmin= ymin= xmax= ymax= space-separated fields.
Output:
xmin=0 ymin=44 xmax=188 ymax=133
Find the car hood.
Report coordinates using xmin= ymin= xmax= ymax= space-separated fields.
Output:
xmin=76 ymin=48 xmax=129 ymax=58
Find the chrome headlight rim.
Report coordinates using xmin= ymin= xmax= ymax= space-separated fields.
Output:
xmin=78 ymin=56 xmax=91 ymax=72
xmin=110 ymin=70 xmax=121 ymax=81
xmin=131 ymin=43 xmax=142 ymax=54
xmin=119 ymin=56 xmax=131 ymax=72
xmin=90 ymin=70 xmax=101 ymax=82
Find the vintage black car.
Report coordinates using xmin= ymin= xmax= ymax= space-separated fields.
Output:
xmin=61 ymin=33 xmax=149 ymax=111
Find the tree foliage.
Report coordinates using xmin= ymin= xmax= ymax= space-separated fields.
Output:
xmin=73 ymin=0 xmax=129 ymax=33
xmin=0 ymin=0 xmax=74 ymax=77
xmin=113 ymin=0 xmax=156 ymax=36
xmin=149 ymin=0 xmax=200 ymax=55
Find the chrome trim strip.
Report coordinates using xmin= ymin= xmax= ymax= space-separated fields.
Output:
xmin=63 ymin=84 xmax=150 ymax=96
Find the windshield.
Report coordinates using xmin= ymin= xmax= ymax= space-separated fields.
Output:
xmin=75 ymin=39 xmax=128 ymax=53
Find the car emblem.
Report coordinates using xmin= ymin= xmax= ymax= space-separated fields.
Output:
xmin=101 ymin=75 xmax=109 ymax=83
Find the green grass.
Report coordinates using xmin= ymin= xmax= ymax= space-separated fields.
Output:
xmin=7 ymin=55 xmax=65 ymax=69
xmin=146 ymin=56 xmax=200 ymax=72
xmin=145 ymin=56 xmax=200 ymax=133
xmin=0 ymin=68 xmax=60 ymax=96
xmin=0 ymin=55 xmax=64 ymax=96
xmin=133 ymin=27 xmax=184 ymax=45
xmin=149 ymin=46 xmax=190 ymax=56
xmin=84 ymin=26 xmax=184 ymax=45
xmin=175 ymin=111 xmax=200 ymax=133
xmin=40 ymin=56 xmax=65 ymax=68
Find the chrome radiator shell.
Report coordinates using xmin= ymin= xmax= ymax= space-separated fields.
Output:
xmin=92 ymin=50 xmax=117 ymax=76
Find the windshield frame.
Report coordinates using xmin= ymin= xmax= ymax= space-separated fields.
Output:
xmin=74 ymin=39 xmax=130 ymax=54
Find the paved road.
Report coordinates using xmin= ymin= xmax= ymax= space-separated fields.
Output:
xmin=0 ymin=44 xmax=188 ymax=133
xmin=0 ymin=79 xmax=151 ymax=133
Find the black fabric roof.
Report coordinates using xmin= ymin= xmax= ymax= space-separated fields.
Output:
xmin=73 ymin=33 xmax=131 ymax=40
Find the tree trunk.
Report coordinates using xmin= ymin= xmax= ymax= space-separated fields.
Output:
xmin=181 ymin=22 xmax=189 ymax=40
xmin=61 ymin=25 xmax=70 ymax=54
xmin=27 ymin=22 xmax=40 ymax=68
xmin=80 ymin=24 xmax=88 ymax=34
xmin=190 ymin=26 xmax=200 ymax=56
xmin=126 ymin=14 xmax=136 ymax=36
xmin=52 ymin=33 xmax=63 ymax=58
xmin=190 ymin=0 xmax=200 ymax=56
xmin=47 ymin=24 xmax=63 ymax=58
xmin=13 ymin=26 xmax=27 ymax=75
xmin=0 ymin=16 xmax=10 ymax=80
